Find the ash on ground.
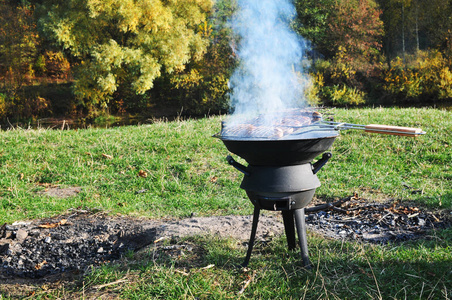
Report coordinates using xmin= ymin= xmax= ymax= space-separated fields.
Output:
xmin=305 ymin=199 xmax=451 ymax=243
xmin=0 ymin=211 xmax=283 ymax=279
xmin=0 ymin=199 xmax=450 ymax=280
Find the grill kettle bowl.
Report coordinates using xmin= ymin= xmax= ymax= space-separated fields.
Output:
xmin=218 ymin=135 xmax=337 ymax=166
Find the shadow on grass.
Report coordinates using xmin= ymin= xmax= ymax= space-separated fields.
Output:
xmin=80 ymin=228 xmax=451 ymax=299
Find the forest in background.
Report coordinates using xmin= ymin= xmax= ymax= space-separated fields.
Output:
xmin=1 ymin=0 xmax=452 ymax=123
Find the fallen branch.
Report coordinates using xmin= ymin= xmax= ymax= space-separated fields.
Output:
xmin=305 ymin=196 xmax=352 ymax=214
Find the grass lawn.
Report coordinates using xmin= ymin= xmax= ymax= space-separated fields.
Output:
xmin=0 ymin=107 xmax=451 ymax=299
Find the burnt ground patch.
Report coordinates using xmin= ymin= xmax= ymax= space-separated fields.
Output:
xmin=0 ymin=199 xmax=450 ymax=283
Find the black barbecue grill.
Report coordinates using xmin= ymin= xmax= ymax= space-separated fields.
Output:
xmin=215 ymin=110 xmax=425 ymax=268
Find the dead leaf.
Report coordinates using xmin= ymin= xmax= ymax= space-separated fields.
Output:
xmin=18 ymin=173 xmax=24 ymax=180
xmin=210 ymin=176 xmax=218 ymax=183
xmin=138 ymin=170 xmax=148 ymax=178
xmin=102 ymin=153 xmax=113 ymax=159
xmin=35 ymin=260 xmax=47 ymax=270
xmin=38 ymin=219 xmax=68 ymax=229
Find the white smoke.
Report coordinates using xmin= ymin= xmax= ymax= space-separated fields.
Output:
xmin=228 ymin=0 xmax=310 ymax=122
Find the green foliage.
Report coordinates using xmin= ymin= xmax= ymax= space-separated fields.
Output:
xmin=1 ymin=94 xmax=52 ymax=121
xmin=293 ymin=0 xmax=335 ymax=56
xmin=33 ymin=54 xmax=47 ymax=76
xmin=0 ymin=93 xmax=7 ymax=119
xmin=2 ymin=0 xmax=452 ymax=117
xmin=165 ymin=0 xmax=237 ymax=115
xmin=378 ymin=0 xmax=452 ymax=58
xmin=302 ymin=0 xmax=384 ymax=107
xmin=311 ymin=53 xmax=369 ymax=106
xmin=37 ymin=0 xmax=213 ymax=111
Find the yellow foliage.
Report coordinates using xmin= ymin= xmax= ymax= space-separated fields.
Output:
xmin=0 ymin=94 xmax=7 ymax=119
xmin=326 ymin=84 xmax=366 ymax=106
xmin=304 ymin=72 xmax=324 ymax=106
xmin=198 ymin=21 xmax=213 ymax=37
xmin=383 ymin=50 xmax=452 ymax=100
xmin=43 ymin=0 xmax=213 ymax=107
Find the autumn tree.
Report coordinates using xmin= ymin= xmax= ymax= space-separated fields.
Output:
xmin=36 ymin=0 xmax=213 ymax=114
xmin=326 ymin=0 xmax=384 ymax=65
xmin=0 ymin=0 xmax=38 ymax=97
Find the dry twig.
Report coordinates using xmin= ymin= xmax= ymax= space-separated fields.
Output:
xmin=238 ymin=271 xmax=256 ymax=295
xmin=305 ymin=196 xmax=352 ymax=214
xmin=93 ymin=279 xmax=128 ymax=290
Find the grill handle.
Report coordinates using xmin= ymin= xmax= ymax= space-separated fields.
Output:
xmin=312 ymin=152 xmax=332 ymax=174
xmin=364 ymin=124 xmax=424 ymax=136
xmin=226 ymin=155 xmax=250 ymax=176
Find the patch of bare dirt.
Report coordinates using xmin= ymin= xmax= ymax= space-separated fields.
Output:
xmin=38 ymin=186 xmax=82 ymax=198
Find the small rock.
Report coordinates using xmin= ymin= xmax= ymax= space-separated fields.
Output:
xmin=5 ymin=225 xmax=15 ymax=231
xmin=44 ymin=236 xmax=52 ymax=243
xmin=52 ymin=233 xmax=65 ymax=240
xmin=28 ymin=229 xmax=41 ymax=237
xmin=16 ymin=229 xmax=28 ymax=242
xmin=97 ymin=247 xmax=104 ymax=253
xmin=11 ymin=221 xmax=32 ymax=227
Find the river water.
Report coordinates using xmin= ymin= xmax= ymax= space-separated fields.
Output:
xmin=2 ymin=101 xmax=451 ymax=130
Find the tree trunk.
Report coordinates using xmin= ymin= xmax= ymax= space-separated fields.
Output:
xmin=415 ymin=4 xmax=419 ymax=52
xmin=402 ymin=3 xmax=406 ymax=64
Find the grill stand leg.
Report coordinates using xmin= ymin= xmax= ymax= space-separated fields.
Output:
xmin=294 ymin=208 xmax=312 ymax=269
xmin=282 ymin=210 xmax=296 ymax=250
xmin=241 ymin=206 xmax=260 ymax=268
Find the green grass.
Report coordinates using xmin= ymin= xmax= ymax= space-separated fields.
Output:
xmin=0 ymin=107 xmax=451 ymax=299
xmin=0 ymin=107 xmax=450 ymax=224
xmin=0 ymin=116 xmax=249 ymax=223
xmin=17 ymin=229 xmax=452 ymax=299
xmin=315 ymin=107 xmax=451 ymax=208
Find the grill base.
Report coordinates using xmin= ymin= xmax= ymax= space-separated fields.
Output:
xmin=242 ymin=205 xmax=312 ymax=269
xmin=246 ymin=190 xmax=316 ymax=211
xmin=230 ymin=154 xmax=332 ymax=268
